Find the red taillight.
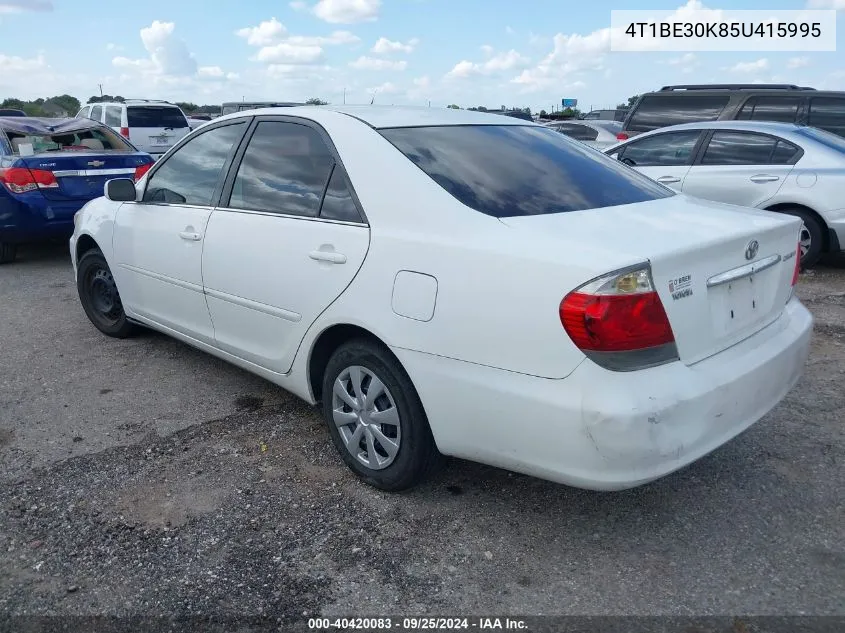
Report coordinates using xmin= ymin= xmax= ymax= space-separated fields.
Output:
xmin=791 ymin=243 xmax=801 ymax=286
xmin=561 ymin=291 xmax=675 ymax=352
xmin=560 ymin=265 xmax=678 ymax=370
xmin=616 ymin=132 xmax=629 ymax=140
xmin=120 ymin=127 xmax=130 ymax=138
xmin=0 ymin=167 xmax=59 ymax=194
xmin=134 ymin=162 xmax=153 ymax=182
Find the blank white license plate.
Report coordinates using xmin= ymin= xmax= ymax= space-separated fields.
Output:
xmin=710 ymin=275 xmax=763 ymax=337
xmin=150 ymin=137 xmax=170 ymax=146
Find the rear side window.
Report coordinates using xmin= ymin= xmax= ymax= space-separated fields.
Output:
xmin=228 ymin=121 xmax=336 ymax=218
xmin=701 ymin=131 xmax=799 ymax=165
xmin=627 ymin=95 xmax=729 ymax=133
xmin=379 ymin=125 xmax=673 ymax=218
xmin=808 ymin=97 xmax=845 ymax=138
xmin=555 ymin=124 xmax=599 ymax=142
xmin=618 ymin=131 xmax=702 ymax=167
xmin=90 ymin=105 xmax=103 ymax=122
xmin=104 ymin=106 xmax=122 ymax=127
xmin=128 ymin=106 xmax=188 ymax=129
xmin=736 ymin=96 xmax=800 ymax=123
xmin=143 ymin=123 xmax=245 ymax=205
xmin=320 ymin=166 xmax=361 ymax=223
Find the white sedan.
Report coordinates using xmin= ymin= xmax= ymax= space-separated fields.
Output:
xmin=70 ymin=106 xmax=813 ymax=492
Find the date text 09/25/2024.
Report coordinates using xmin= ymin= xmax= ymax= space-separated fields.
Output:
xmin=308 ymin=617 xmax=528 ymax=630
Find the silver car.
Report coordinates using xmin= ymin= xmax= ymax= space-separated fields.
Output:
xmin=544 ymin=120 xmax=623 ymax=150
xmin=604 ymin=120 xmax=845 ymax=267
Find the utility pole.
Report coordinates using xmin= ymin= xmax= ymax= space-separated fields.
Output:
xmin=343 ymin=88 xmax=346 ymax=104
xmin=428 ymin=100 xmax=431 ymax=107
xmin=98 ymin=84 xmax=103 ymax=97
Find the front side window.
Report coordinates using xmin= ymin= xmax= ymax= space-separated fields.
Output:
xmin=618 ymin=131 xmax=702 ymax=167
xmin=143 ymin=123 xmax=245 ymax=205
xmin=228 ymin=121 xmax=336 ymax=217
xmin=76 ymin=107 xmax=90 ymax=119
xmin=808 ymin=97 xmax=845 ymax=137
xmin=700 ymin=131 xmax=797 ymax=165
xmin=380 ymin=125 xmax=673 ymax=218
xmin=627 ymin=95 xmax=729 ymax=133
xmin=736 ymin=96 xmax=800 ymax=123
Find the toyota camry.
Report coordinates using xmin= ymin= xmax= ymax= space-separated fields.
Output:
xmin=70 ymin=106 xmax=813 ymax=492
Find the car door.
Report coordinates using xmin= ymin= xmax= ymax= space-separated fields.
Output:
xmin=610 ymin=130 xmax=703 ymax=190
xmin=201 ymin=117 xmax=370 ymax=374
xmin=681 ymin=130 xmax=799 ymax=208
xmin=112 ymin=120 xmax=248 ymax=342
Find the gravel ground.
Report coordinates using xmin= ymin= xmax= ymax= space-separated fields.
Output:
xmin=0 ymin=244 xmax=843 ymax=631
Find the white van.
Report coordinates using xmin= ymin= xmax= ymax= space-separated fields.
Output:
xmin=76 ymin=100 xmax=191 ymax=158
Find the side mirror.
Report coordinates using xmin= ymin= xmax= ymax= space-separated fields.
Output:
xmin=105 ymin=178 xmax=137 ymax=202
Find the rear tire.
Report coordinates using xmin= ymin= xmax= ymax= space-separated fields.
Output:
xmin=776 ymin=207 xmax=824 ymax=269
xmin=76 ymin=249 xmax=136 ymax=338
xmin=321 ymin=339 xmax=442 ymax=491
xmin=0 ymin=242 xmax=17 ymax=264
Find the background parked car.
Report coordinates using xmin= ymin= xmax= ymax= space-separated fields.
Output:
xmin=605 ymin=120 xmax=845 ymax=267
xmin=0 ymin=109 xmax=27 ymax=117
xmin=76 ymin=100 xmax=191 ymax=159
xmin=620 ymin=84 xmax=845 ymax=141
xmin=0 ymin=116 xmax=154 ymax=264
xmin=581 ymin=109 xmax=626 ymax=122
xmin=220 ymin=101 xmax=305 ymax=115
xmin=545 ymin=120 xmax=623 ymax=150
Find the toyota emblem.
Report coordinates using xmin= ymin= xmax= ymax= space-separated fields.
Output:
xmin=745 ymin=240 xmax=759 ymax=261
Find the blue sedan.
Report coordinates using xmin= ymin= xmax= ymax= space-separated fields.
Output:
xmin=0 ymin=116 xmax=154 ymax=264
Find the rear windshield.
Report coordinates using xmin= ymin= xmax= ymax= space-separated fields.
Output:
xmin=627 ymin=95 xmax=730 ymax=133
xmin=127 ymin=106 xmax=188 ymax=129
xmin=3 ymin=124 xmax=134 ymax=155
xmin=797 ymin=126 xmax=845 ymax=153
xmin=379 ymin=125 xmax=673 ymax=218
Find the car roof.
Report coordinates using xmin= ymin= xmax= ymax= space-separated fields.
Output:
xmin=637 ymin=120 xmax=805 ymax=134
xmin=213 ymin=105 xmax=536 ymax=129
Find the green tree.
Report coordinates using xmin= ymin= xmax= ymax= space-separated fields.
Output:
xmin=49 ymin=94 xmax=81 ymax=114
xmin=306 ymin=97 xmax=328 ymax=105
xmin=175 ymin=101 xmax=199 ymax=113
xmin=539 ymin=109 xmax=548 ymax=117
xmin=447 ymin=104 xmax=460 ymax=109
xmin=616 ymin=95 xmax=639 ymax=110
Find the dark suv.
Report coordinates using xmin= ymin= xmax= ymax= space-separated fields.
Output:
xmin=619 ymin=84 xmax=845 ymax=140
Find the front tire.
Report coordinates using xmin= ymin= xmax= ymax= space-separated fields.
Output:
xmin=76 ymin=249 xmax=136 ymax=338
xmin=0 ymin=242 xmax=17 ymax=264
xmin=321 ymin=339 xmax=441 ymax=491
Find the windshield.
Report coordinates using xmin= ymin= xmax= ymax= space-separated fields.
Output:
xmin=127 ymin=106 xmax=188 ymax=129
xmin=798 ymin=126 xmax=845 ymax=153
xmin=3 ymin=124 xmax=134 ymax=155
xmin=379 ymin=125 xmax=674 ymax=218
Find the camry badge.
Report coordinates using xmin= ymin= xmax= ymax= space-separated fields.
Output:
xmin=745 ymin=240 xmax=759 ymax=261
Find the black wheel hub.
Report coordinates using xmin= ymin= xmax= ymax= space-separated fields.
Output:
xmin=89 ymin=268 xmax=122 ymax=322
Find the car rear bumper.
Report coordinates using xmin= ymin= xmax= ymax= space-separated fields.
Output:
xmin=394 ymin=298 xmax=813 ymax=490
xmin=0 ymin=196 xmax=81 ymax=244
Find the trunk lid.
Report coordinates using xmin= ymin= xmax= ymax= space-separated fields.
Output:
xmin=499 ymin=194 xmax=801 ymax=366
xmin=15 ymin=152 xmax=151 ymax=201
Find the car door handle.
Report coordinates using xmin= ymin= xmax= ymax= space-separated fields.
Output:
xmin=179 ymin=231 xmax=202 ymax=241
xmin=656 ymin=176 xmax=681 ymax=184
xmin=309 ymin=250 xmax=347 ymax=264
xmin=750 ymin=174 xmax=780 ymax=183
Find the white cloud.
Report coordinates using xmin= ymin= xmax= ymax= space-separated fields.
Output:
xmin=313 ymin=0 xmax=380 ymax=24
xmin=665 ymin=52 xmax=698 ymax=73
xmin=446 ymin=49 xmax=530 ymax=79
xmin=728 ymin=58 xmax=769 ymax=73
xmin=236 ymin=17 xmax=287 ymax=46
xmin=198 ymin=66 xmax=225 ymax=78
xmin=806 ymin=0 xmax=845 ymax=8
xmin=0 ymin=53 xmax=48 ymax=72
xmin=368 ymin=81 xmax=399 ymax=94
xmin=787 ymin=56 xmax=811 ymax=69
xmin=289 ymin=0 xmax=307 ymax=9
xmin=371 ymin=37 xmax=419 ymax=54
xmin=255 ymin=42 xmax=324 ymax=64
xmin=113 ymin=21 xmax=198 ymax=77
xmin=0 ymin=0 xmax=52 ymax=14
xmin=349 ymin=56 xmax=407 ymax=70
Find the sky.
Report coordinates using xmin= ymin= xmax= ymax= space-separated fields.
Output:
xmin=0 ymin=0 xmax=844 ymax=113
